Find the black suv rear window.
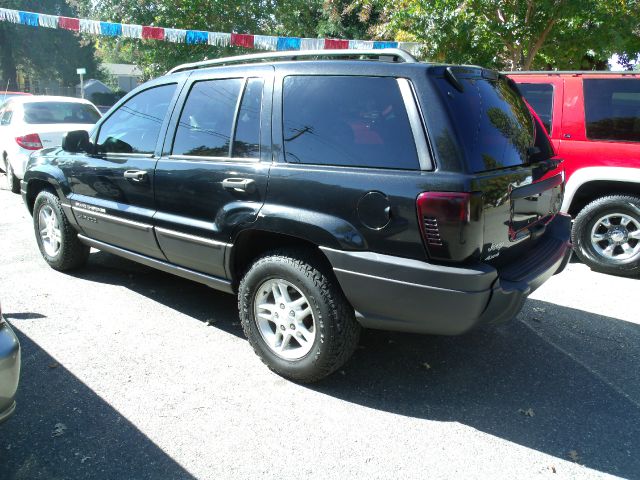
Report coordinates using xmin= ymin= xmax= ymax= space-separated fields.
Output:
xmin=584 ymin=78 xmax=640 ymax=143
xmin=282 ymin=76 xmax=420 ymax=170
xmin=434 ymin=71 xmax=535 ymax=173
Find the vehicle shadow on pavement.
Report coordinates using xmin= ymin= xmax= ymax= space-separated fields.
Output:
xmin=69 ymin=251 xmax=243 ymax=337
xmin=0 ymin=329 xmax=195 ymax=480
xmin=311 ymin=299 xmax=640 ymax=479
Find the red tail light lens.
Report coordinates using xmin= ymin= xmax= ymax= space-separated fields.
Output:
xmin=16 ymin=133 xmax=43 ymax=150
xmin=417 ymin=192 xmax=472 ymax=259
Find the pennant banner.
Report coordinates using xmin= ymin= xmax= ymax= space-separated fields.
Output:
xmin=0 ymin=7 xmax=422 ymax=56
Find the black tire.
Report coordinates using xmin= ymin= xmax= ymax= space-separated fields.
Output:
xmin=5 ymin=159 xmax=20 ymax=194
xmin=572 ymin=195 xmax=640 ymax=277
xmin=33 ymin=190 xmax=90 ymax=271
xmin=238 ymin=249 xmax=360 ymax=383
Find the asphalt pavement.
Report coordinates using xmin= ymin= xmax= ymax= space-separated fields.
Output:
xmin=0 ymin=182 xmax=638 ymax=480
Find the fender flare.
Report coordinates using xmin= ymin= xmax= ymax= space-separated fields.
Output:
xmin=562 ymin=167 xmax=640 ymax=212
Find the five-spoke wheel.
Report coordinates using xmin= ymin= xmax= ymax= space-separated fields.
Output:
xmin=239 ymin=250 xmax=360 ymax=382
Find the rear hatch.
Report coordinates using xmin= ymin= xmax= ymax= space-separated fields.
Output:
xmin=32 ymin=124 xmax=96 ymax=149
xmin=430 ymin=67 xmax=563 ymax=267
xmin=22 ymin=100 xmax=100 ymax=149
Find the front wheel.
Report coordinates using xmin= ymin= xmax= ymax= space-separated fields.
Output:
xmin=572 ymin=195 xmax=640 ymax=277
xmin=238 ymin=249 xmax=360 ymax=383
xmin=33 ymin=190 xmax=90 ymax=271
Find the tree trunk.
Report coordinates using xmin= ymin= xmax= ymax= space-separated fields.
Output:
xmin=522 ymin=18 xmax=556 ymax=70
xmin=0 ymin=26 xmax=18 ymax=90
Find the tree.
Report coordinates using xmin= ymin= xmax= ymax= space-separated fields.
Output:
xmin=0 ymin=0 xmax=100 ymax=90
xmin=361 ymin=0 xmax=640 ymax=70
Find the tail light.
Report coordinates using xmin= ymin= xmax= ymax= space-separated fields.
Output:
xmin=16 ymin=133 xmax=43 ymax=150
xmin=417 ymin=192 xmax=480 ymax=261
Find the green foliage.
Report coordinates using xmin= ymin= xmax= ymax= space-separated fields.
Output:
xmin=366 ymin=0 xmax=640 ymax=70
xmin=0 ymin=0 xmax=100 ymax=90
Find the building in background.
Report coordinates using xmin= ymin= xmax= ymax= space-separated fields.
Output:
xmin=102 ymin=63 xmax=142 ymax=92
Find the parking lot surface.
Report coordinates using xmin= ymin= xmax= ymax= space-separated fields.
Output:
xmin=0 ymin=184 xmax=638 ymax=479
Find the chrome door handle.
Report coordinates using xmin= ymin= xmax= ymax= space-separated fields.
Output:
xmin=124 ymin=170 xmax=148 ymax=182
xmin=222 ymin=178 xmax=255 ymax=193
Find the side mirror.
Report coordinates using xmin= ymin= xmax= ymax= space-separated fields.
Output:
xmin=62 ymin=130 xmax=92 ymax=153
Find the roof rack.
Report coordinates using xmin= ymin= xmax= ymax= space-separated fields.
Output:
xmin=167 ymin=48 xmax=418 ymax=74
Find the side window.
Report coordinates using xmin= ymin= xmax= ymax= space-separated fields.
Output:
xmin=233 ymin=78 xmax=264 ymax=158
xmin=584 ymin=78 xmax=640 ymax=142
xmin=172 ymin=78 xmax=243 ymax=157
xmin=1 ymin=109 xmax=13 ymax=126
xmin=282 ymin=76 xmax=420 ymax=170
xmin=96 ymin=84 xmax=177 ymax=154
xmin=518 ymin=83 xmax=554 ymax=133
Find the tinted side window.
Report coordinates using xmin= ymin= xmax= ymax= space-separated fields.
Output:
xmin=97 ymin=84 xmax=176 ymax=154
xmin=172 ymin=78 xmax=243 ymax=157
xmin=584 ymin=79 xmax=640 ymax=142
xmin=518 ymin=83 xmax=553 ymax=133
xmin=233 ymin=78 xmax=263 ymax=158
xmin=283 ymin=76 xmax=420 ymax=170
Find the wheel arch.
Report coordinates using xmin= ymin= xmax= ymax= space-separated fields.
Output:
xmin=23 ymin=169 xmax=67 ymax=215
xmin=568 ymin=180 xmax=640 ymax=218
xmin=227 ymin=229 xmax=336 ymax=291
xmin=563 ymin=167 xmax=640 ymax=217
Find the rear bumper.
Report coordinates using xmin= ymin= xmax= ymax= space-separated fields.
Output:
xmin=321 ymin=214 xmax=572 ymax=335
xmin=0 ymin=318 xmax=21 ymax=424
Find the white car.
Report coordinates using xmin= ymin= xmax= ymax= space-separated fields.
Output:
xmin=0 ymin=96 xmax=101 ymax=192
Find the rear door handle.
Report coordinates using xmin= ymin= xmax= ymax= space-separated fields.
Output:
xmin=124 ymin=170 xmax=148 ymax=182
xmin=222 ymin=178 xmax=255 ymax=193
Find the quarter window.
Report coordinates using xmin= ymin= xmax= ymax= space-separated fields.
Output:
xmin=518 ymin=83 xmax=554 ymax=133
xmin=282 ymin=76 xmax=420 ymax=170
xmin=233 ymin=78 xmax=264 ymax=158
xmin=0 ymin=109 xmax=12 ymax=126
xmin=172 ymin=78 xmax=243 ymax=157
xmin=584 ymin=78 xmax=640 ymax=142
xmin=96 ymin=84 xmax=176 ymax=154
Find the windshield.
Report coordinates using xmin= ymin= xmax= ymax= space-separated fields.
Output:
xmin=434 ymin=70 xmax=535 ymax=173
xmin=23 ymin=102 xmax=101 ymax=125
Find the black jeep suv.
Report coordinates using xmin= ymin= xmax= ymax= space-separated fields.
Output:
xmin=21 ymin=49 xmax=571 ymax=382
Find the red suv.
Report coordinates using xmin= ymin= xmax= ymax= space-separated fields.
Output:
xmin=510 ymin=72 xmax=640 ymax=277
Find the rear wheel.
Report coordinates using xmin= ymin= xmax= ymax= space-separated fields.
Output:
xmin=4 ymin=158 xmax=20 ymax=194
xmin=33 ymin=190 xmax=90 ymax=271
xmin=238 ymin=249 xmax=360 ymax=382
xmin=572 ymin=195 xmax=640 ymax=277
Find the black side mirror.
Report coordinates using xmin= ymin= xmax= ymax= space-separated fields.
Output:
xmin=62 ymin=130 xmax=92 ymax=153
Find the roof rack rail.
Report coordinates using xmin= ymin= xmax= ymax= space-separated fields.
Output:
xmin=167 ymin=48 xmax=418 ymax=74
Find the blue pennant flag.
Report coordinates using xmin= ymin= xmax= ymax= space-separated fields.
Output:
xmin=100 ymin=22 xmax=122 ymax=37
xmin=373 ymin=41 xmax=398 ymax=49
xmin=186 ymin=30 xmax=208 ymax=44
xmin=18 ymin=11 xmax=38 ymax=27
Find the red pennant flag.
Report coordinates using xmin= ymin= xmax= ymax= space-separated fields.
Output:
xmin=324 ymin=39 xmax=349 ymax=49
xmin=231 ymin=33 xmax=255 ymax=49
xmin=58 ymin=16 xmax=80 ymax=32
xmin=142 ymin=26 xmax=165 ymax=40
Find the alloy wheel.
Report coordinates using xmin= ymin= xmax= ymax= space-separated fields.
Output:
xmin=590 ymin=213 xmax=640 ymax=262
xmin=253 ymin=278 xmax=316 ymax=360
xmin=38 ymin=205 xmax=62 ymax=257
